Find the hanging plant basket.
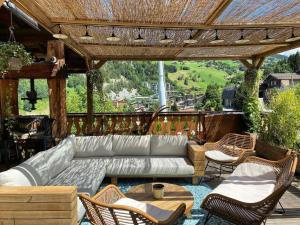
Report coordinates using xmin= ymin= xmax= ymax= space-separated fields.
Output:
xmin=0 ymin=42 xmax=33 ymax=73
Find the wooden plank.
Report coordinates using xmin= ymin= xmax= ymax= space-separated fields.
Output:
xmin=205 ymin=0 xmax=234 ymax=25
xmin=0 ymin=63 xmax=58 ymax=79
xmin=0 ymin=220 xmax=14 ymax=225
xmin=0 ymin=210 xmax=75 ymax=219
xmin=14 ymin=218 xmax=77 ymax=225
xmin=0 ymin=201 xmax=76 ymax=211
xmin=0 ymin=186 xmax=77 ymax=203
xmin=51 ymin=18 xmax=300 ymax=29
xmin=92 ymin=55 xmax=249 ymax=60
xmin=256 ymin=40 xmax=300 ymax=57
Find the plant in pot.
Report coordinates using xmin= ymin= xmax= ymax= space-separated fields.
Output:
xmin=259 ymin=88 xmax=300 ymax=172
xmin=0 ymin=42 xmax=33 ymax=73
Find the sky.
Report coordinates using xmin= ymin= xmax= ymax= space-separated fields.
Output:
xmin=280 ymin=48 xmax=300 ymax=56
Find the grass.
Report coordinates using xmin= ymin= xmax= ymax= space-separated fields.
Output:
xmin=166 ymin=61 xmax=228 ymax=94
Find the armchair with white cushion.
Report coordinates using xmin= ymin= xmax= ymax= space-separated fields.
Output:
xmin=204 ymin=133 xmax=256 ymax=176
xmin=79 ymin=184 xmax=186 ymax=225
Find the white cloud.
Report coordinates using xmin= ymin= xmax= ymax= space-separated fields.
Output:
xmin=280 ymin=48 xmax=300 ymax=56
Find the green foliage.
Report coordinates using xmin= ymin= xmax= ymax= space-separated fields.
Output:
xmin=260 ymin=88 xmax=300 ymax=151
xmin=288 ymin=52 xmax=300 ymax=72
xmin=197 ymin=84 xmax=222 ymax=111
xmin=242 ymin=96 xmax=261 ymax=133
xmin=0 ymin=42 xmax=32 ymax=72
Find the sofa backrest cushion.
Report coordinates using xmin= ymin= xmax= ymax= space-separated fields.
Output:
xmin=46 ymin=136 xmax=75 ymax=179
xmin=0 ymin=167 xmax=37 ymax=186
xmin=150 ymin=135 xmax=188 ymax=156
xmin=74 ymin=136 xmax=113 ymax=157
xmin=112 ymin=135 xmax=151 ymax=156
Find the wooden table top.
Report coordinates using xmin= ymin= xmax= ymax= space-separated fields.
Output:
xmin=125 ymin=182 xmax=194 ymax=215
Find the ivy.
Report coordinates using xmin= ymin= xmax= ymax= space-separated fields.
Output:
xmin=0 ymin=42 xmax=33 ymax=73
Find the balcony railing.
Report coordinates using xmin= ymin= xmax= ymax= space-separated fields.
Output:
xmin=67 ymin=111 xmax=244 ymax=142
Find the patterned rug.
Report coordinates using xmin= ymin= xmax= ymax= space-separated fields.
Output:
xmin=80 ymin=178 xmax=232 ymax=225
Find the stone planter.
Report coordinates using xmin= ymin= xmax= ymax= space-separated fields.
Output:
xmin=255 ymin=139 xmax=300 ymax=174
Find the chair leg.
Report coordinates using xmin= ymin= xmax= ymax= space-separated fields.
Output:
xmin=203 ymin=212 xmax=212 ymax=225
xmin=275 ymin=201 xmax=286 ymax=214
xmin=263 ymin=218 xmax=267 ymax=225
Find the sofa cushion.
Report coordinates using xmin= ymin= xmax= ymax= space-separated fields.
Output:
xmin=211 ymin=162 xmax=277 ymax=203
xmin=150 ymin=135 xmax=188 ymax=156
xmin=0 ymin=168 xmax=33 ymax=186
xmin=24 ymin=151 xmax=51 ymax=185
xmin=48 ymin=158 xmax=106 ymax=196
xmin=74 ymin=135 xmax=113 ymax=158
xmin=114 ymin=197 xmax=174 ymax=221
xmin=106 ymin=156 xmax=194 ymax=176
xmin=112 ymin=135 xmax=151 ymax=156
xmin=205 ymin=150 xmax=238 ymax=162
xmin=46 ymin=136 xmax=75 ymax=179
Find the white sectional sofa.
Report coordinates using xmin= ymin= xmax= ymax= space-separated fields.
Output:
xmin=0 ymin=134 xmax=202 ymax=222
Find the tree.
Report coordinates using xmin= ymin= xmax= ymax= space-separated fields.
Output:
xmin=201 ymin=84 xmax=222 ymax=111
xmin=288 ymin=52 xmax=300 ymax=72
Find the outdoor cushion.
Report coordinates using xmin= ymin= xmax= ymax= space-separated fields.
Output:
xmin=205 ymin=150 xmax=239 ymax=162
xmin=46 ymin=136 xmax=75 ymax=179
xmin=112 ymin=135 xmax=151 ymax=156
xmin=114 ymin=197 xmax=174 ymax=221
xmin=211 ymin=162 xmax=277 ymax=203
xmin=24 ymin=150 xmax=51 ymax=185
xmin=150 ymin=135 xmax=188 ymax=156
xmin=48 ymin=158 xmax=106 ymax=196
xmin=0 ymin=168 xmax=33 ymax=186
xmin=74 ymin=135 xmax=113 ymax=157
xmin=106 ymin=156 xmax=194 ymax=176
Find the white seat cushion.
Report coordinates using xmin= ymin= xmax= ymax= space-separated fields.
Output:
xmin=211 ymin=162 xmax=277 ymax=203
xmin=205 ymin=150 xmax=238 ymax=162
xmin=114 ymin=197 xmax=173 ymax=221
xmin=106 ymin=156 xmax=194 ymax=176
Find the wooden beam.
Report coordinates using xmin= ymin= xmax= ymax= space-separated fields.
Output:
xmin=50 ymin=18 xmax=300 ymax=30
xmin=255 ymin=41 xmax=300 ymax=57
xmin=240 ymin=59 xmax=253 ymax=69
xmin=12 ymin=0 xmax=90 ymax=58
xmin=254 ymin=57 xmax=265 ymax=69
xmin=93 ymin=60 xmax=107 ymax=69
xmin=92 ymin=55 xmax=250 ymax=61
xmin=81 ymin=42 xmax=288 ymax=48
xmin=205 ymin=0 xmax=233 ymax=25
xmin=0 ymin=63 xmax=59 ymax=79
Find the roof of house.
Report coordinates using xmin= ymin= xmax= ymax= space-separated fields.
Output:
xmin=222 ymin=87 xmax=237 ymax=99
xmin=268 ymin=73 xmax=300 ymax=80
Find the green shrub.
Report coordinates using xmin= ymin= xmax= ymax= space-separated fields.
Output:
xmin=260 ymin=88 xmax=300 ymax=151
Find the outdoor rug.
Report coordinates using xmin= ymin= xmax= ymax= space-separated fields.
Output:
xmin=80 ymin=178 xmax=232 ymax=225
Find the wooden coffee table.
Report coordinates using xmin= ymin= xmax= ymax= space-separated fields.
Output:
xmin=126 ymin=183 xmax=194 ymax=218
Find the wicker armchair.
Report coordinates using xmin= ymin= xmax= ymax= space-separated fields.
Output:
xmin=204 ymin=133 xmax=256 ymax=175
xmin=79 ymin=184 xmax=186 ymax=225
xmin=201 ymin=151 xmax=298 ymax=225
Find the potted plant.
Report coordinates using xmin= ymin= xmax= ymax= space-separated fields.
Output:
xmin=258 ymin=87 xmax=300 ymax=173
xmin=0 ymin=42 xmax=32 ymax=73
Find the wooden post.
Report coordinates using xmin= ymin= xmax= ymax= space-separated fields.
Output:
xmin=86 ymin=59 xmax=93 ymax=135
xmin=0 ymin=79 xmax=19 ymax=117
xmin=46 ymin=40 xmax=67 ymax=138
xmin=240 ymin=57 xmax=265 ymax=99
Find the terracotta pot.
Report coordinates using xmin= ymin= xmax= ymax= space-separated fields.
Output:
xmin=255 ymin=139 xmax=300 ymax=174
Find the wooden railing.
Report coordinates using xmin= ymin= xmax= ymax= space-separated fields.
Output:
xmin=67 ymin=111 xmax=244 ymax=142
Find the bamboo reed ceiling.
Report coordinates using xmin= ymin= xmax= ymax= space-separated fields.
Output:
xmin=11 ymin=0 xmax=300 ymax=60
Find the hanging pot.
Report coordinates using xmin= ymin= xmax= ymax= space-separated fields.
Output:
xmin=8 ymin=57 xmax=23 ymax=70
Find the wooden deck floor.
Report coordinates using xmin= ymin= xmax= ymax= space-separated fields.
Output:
xmin=205 ymin=168 xmax=300 ymax=225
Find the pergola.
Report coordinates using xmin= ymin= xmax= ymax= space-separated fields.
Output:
xmin=0 ymin=0 xmax=300 ymax=137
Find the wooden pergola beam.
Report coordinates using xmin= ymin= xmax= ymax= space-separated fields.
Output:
xmin=50 ymin=18 xmax=300 ymax=30
xmin=205 ymin=0 xmax=233 ymax=25
xmin=81 ymin=42 xmax=288 ymax=48
xmin=93 ymin=60 xmax=107 ymax=70
xmin=255 ymin=40 xmax=300 ymax=58
xmin=91 ymin=55 xmax=250 ymax=61
xmin=0 ymin=63 xmax=60 ymax=79
xmin=12 ymin=0 xmax=90 ymax=59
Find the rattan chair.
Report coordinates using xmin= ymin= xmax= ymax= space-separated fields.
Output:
xmin=79 ymin=184 xmax=186 ymax=225
xmin=201 ymin=151 xmax=298 ymax=225
xmin=204 ymin=133 xmax=256 ymax=176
